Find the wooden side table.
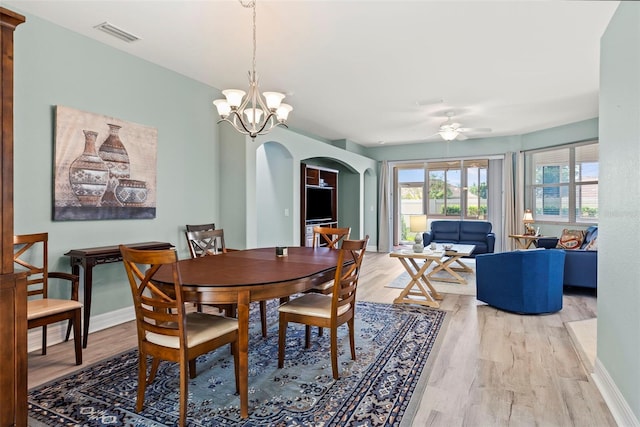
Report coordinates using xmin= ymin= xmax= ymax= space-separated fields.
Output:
xmin=64 ymin=241 xmax=173 ymax=348
xmin=509 ymin=234 xmax=544 ymax=250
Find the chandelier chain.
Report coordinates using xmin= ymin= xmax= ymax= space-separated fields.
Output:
xmin=238 ymin=0 xmax=257 ymax=78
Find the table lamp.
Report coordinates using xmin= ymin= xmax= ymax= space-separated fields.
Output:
xmin=409 ymin=215 xmax=428 ymax=252
xmin=522 ymin=209 xmax=535 ymax=235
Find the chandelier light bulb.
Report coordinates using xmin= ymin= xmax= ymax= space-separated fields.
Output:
xmin=263 ymin=92 xmax=285 ymax=110
xmin=276 ymin=103 xmax=293 ymax=122
xmin=213 ymin=99 xmax=231 ymax=118
xmin=244 ymin=108 xmax=264 ymax=125
xmin=222 ymin=89 xmax=246 ymax=108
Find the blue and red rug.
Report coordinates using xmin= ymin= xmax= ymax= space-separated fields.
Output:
xmin=29 ymin=301 xmax=448 ymax=426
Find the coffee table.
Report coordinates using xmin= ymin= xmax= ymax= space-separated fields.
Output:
xmin=389 ymin=249 xmax=444 ymax=308
xmin=427 ymin=244 xmax=475 ymax=285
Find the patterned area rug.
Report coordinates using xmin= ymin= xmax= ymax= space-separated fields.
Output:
xmin=386 ymin=259 xmax=477 ymax=296
xmin=28 ymin=301 xmax=448 ymax=426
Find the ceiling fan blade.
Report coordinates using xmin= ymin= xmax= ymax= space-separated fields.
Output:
xmin=456 ymin=133 xmax=469 ymax=141
xmin=458 ymin=127 xmax=492 ymax=133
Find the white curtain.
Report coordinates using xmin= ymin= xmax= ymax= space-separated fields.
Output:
xmin=503 ymin=152 xmax=517 ymax=251
xmin=488 ymin=158 xmax=504 ymax=252
xmin=378 ymin=160 xmax=391 ymax=253
xmin=503 ymin=151 xmax=525 ymax=251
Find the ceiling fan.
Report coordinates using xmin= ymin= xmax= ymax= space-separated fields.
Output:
xmin=435 ymin=112 xmax=492 ymax=141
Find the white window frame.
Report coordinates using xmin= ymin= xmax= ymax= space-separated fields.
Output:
xmin=524 ymin=140 xmax=599 ymax=225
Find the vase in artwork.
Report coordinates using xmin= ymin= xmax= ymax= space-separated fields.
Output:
xmin=115 ymin=179 xmax=148 ymax=207
xmin=68 ymin=130 xmax=109 ymax=206
xmin=98 ymin=123 xmax=130 ymax=207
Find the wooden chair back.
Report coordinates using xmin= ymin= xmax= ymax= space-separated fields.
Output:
xmin=312 ymin=226 xmax=351 ymax=249
xmin=331 ymin=237 xmax=369 ymax=319
xmin=185 ymin=229 xmax=227 ymax=258
xmin=14 ymin=232 xmax=50 ymax=298
xmin=120 ymin=246 xmax=186 ymax=349
xmin=185 ymin=222 xmax=215 ymax=232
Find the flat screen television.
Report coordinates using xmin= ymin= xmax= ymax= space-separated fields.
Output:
xmin=306 ymin=187 xmax=333 ymax=221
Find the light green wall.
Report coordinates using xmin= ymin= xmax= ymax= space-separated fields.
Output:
xmin=599 ymin=2 xmax=640 ymax=421
xmin=12 ymin=12 xmax=221 ymax=316
xmin=363 ymin=118 xmax=598 ymax=163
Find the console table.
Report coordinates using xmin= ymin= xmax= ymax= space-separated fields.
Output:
xmin=64 ymin=241 xmax=173 ymax=348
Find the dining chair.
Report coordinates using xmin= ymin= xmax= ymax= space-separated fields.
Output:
xmin=120 ymin=245 xmax=239 ymax=427
xmin=185 ymin=222 xmax=215 ymax=257
xmin=184 ymin=229 xmax=269 ymax=337
xmin=278 ymin=236 xmax=369 ymax=379
xmin=14 ymin=232 xmax=83 ymax=365
xmin=307 ymin=226 xmax=351 ymax=295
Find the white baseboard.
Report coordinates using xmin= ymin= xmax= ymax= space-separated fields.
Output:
xmin=28 ymin=306 xmax=135 ymax=353
xmin=592 ymin=357 xmax=640 ymax=427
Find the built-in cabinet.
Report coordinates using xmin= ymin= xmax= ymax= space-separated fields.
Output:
xmin=300 ymin=164 xmax=339 ymax=246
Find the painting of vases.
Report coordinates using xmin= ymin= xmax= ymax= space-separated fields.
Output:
xmin=54 ymin=105 xmax=157 ymax=220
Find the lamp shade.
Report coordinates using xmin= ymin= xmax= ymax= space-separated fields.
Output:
xmin=522 ymin=209 xmax=534 ymax=223
xmin=409 ymin=215 xmax=428 ymax=233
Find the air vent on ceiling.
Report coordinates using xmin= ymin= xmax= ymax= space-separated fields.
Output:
xmin=94 ymin=22 xmax=141 ymax=43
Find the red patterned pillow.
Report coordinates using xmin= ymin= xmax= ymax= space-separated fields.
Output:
xmin=557 ymin=229 xmax=585 ymax=250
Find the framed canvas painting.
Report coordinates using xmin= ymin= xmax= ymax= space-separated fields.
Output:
xmin=53 ymin=105 xmax=158 ymax=220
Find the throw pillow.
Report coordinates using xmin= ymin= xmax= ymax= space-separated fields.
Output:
xmin=585 ymin=237 xmax=598 ymax=251
xmin=557 ymin=229 xmax=585 ymax=250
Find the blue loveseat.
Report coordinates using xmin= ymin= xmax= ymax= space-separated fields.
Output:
xmin=537 ymin=226 xmax=598 ymax=289
xmin=422 ymin=220 xmax=495 ymax=257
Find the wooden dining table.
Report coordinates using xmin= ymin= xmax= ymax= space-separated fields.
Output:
xmin=151 ymin=246 xmax=343 ymax=418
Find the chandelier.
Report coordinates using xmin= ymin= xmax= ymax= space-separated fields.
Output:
xmin=213 ymin=0 xmax=292 ymax=140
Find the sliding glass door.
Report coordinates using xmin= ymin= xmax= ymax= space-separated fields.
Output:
xmin=393 ymin=159 xmax=490 ymax=245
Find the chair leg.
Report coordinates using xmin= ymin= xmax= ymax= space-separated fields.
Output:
xmin=41 ymin=325 xmax=47 ymax=355
xmin=136 ymin=353 xmax=148 ymax=412
xmin=64 ymin=319 xmax=72 ymax=342
xmin=348 ymin=318 xmax=356 ymax=361
xmin=260 ymin=301 xmax=267 ymax=338
xmin=148 ymin=357 xmax=161 ymax=384
xmin=73 ymin=309 xmax=83 ymax=365
xmin=318 ymin=327 xmax=324 ymax=337
xmin=278 ymin=316 xmax=287 ymax=368
xmin=179 ymin=360 xmax=189 ymax=427
xmin=331 ymin=327 xmax=339 ymax=380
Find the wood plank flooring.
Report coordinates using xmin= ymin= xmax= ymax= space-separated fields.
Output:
xmin=28 ymin=252 xmax=616 ymax=426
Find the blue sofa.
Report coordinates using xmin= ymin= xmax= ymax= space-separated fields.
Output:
xmin=537 ymin=226 xmax=598 ymax=289
xmin=422 ymin=220 xmax=495 ymax=257
xmin=476 ymin=249 xmax=566 ymax=314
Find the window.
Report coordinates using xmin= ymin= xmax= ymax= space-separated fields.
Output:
xmin=526 ymin=141 xmax=598 ymax=224
xmin=426 ymin=160 xmax=488 ymax=219
xmin=394 ymin=159 xmax=490 ymax=243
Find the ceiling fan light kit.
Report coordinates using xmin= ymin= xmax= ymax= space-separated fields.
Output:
xmin=436 ymin=112 xmax=491 ymax=142
xmin=212 ymin=0 xmax=292 ymax=140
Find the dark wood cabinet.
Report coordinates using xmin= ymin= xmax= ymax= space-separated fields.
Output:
xmin=300 ymin=164 xmax=339 ymax=246
xmin=0 ymin=7 xmax=27 ymax=427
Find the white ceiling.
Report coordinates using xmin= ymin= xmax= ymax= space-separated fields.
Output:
xmin=6 ymin=0 xmax=619 ymax=147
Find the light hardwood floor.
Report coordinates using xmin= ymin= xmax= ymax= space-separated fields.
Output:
xmin=28 ymin=252 xmax=615 ymax=426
